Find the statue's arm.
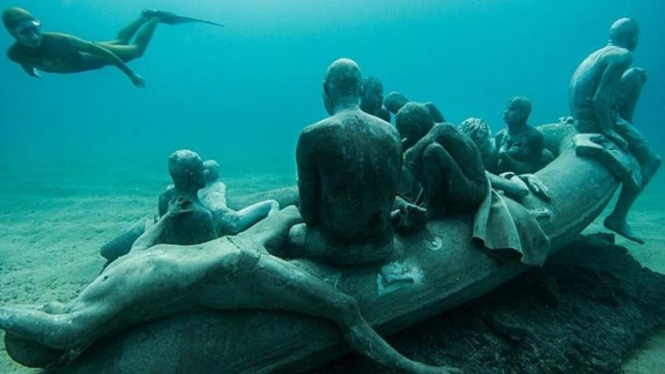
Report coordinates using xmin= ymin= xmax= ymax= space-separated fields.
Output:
xmin=296 ymin=131 xmax=320 ymax=225
xmin=131 ymin=215 xmax=168 ymax=252
xmin=593 ymin=51 xmax=632 ymax=136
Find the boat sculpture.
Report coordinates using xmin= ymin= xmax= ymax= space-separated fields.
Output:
xmin=5 ymin=123 xmax=629 ymax=373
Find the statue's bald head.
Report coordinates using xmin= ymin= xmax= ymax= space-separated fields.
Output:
xmin=323 ymin=58 xmax=362 ymax=114
xmin=609 ymin=18 xmax=639 ymax=51
xmin=384 ymin=91 xmax=409 ymax=114
xmin=168 ymin=150 xmax=205 ymax=191
xmin=202 ymin=160 xmax=220 ymax=184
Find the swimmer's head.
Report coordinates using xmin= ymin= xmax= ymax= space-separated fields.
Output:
xmin=3 ymin=8 xmax=42 ymax=48
xmin=323 ymin=58 xmax=362 ymax=115
xmin=609 ymin=18 xmax=639 ymax=51
xmin=503 ymin=96 xmax=531 ymax=126
xmin=459 ymin=118 xmax=495 ymax=157
xmin=396 ymin=102 xmax=435 ymax=150
xmin=202 ymin=160 xmax=220 ymax=184
xmin=384 ymin=91 xmax=409 ymax=114
xmin=168 ymin=150 xmax=206 ymax=191
xmin=360 ymin=76 xmax=385 ymax=114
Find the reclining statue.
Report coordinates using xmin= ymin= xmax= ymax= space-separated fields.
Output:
xmin=0 ymin=206 xmax=456 ymax=374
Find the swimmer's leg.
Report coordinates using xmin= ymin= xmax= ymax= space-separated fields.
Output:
xmin=100 ymin=19 xmax=159 ymax=63
xmin=103 ymin=15 xmax=150 ymax=45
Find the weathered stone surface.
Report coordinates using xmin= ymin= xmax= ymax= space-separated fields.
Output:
xmin=312 ymin=234 xmax=665 ymax=374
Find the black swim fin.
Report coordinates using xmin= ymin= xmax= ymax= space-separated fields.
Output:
xmin=143 ymin=9 xmax=224 ymax=28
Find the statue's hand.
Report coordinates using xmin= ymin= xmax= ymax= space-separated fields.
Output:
xmin=167 ymin=197 xmax=195 ymax=216
xmin=519 ymin=174 xmax=551 ymax=201
xmin=392 ymin=204 xmax=428 ymax=232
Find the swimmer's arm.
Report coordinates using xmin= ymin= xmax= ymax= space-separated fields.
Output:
xmin=74 ymin=39 xmax=144 ymax=87
xmin=21 ymin=64 xmax=40 ymax=78
xmin=593 ymin=52 xmax=632 ymax=136
xmin=296 ymin=132 xmax=319 ymax=225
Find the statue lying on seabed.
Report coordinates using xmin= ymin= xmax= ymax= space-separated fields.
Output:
xmin=0 ymin=19 xmax=660 ymax=374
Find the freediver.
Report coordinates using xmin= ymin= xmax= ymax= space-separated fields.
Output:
xmin=495 ymin=96 xmax=551 ymax=174
xmin=285 ymin=58 xmax=403 ymax=266
xmin=198 ymin=159 xmax=280 ymax=236
xmin=3 ymin=7 xmax=223 ymax=87
xmin=569 ymin=17 xmax=661 ymax=244
xmin=0 ymin=207 xmax=458 ymax=374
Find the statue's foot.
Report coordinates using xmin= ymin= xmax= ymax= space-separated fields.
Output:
xmin=603 ymin=215 xmax=644 ymax=245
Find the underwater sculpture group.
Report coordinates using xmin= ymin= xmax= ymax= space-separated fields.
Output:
xmin=1 ymin=11 xmax=662 ymax=374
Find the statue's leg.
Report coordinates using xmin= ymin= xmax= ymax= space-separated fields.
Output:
xmin=243 ymin=253 xmax=456 ymax=374
xmin=422 ymin=142 xmax=485 ymax=215
xmin=421 ymin=143 xmax=450 ymax=218
xmin=605 ymin=120 xmax=661 ymax=244
xmin=0 ymin=306 xmax=90 ymax=350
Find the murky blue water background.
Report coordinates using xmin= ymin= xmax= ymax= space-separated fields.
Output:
xmin=1 ymin=0 xmax=663 ymax=173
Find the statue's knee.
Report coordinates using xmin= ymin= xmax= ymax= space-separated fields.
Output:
xmin=423 ymin=143 xmax=443 ymax=161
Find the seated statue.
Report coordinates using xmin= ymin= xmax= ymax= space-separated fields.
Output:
xmin=569 ymin=18 xmax=661 ymax=243
xmin=495 ymin=96 xmax=552 ymax=174
xmin=459 ymin=118 xmax=551 ymax=201
xmin=401 ymin=103 xmax=488 ymax=218
xmin=0 ymin=207 xmax=456 ymax=374
xmin=146 ymin=149 xmax=217 ymax=247
xmin=384 ymin=91 xmax=445 ymax=124
xmin=360 ymin=76 xmax=391 ymax=122
xmin=459 ymin=117 xmax=499 ymax=172
xmin=198 ymin=159 xmax=279 ymax=236
xmin=285 ymin=58 xmax=402 ymax=266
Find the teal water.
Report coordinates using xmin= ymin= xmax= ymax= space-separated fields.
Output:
xmin=1 ymin=1 xmax=665 ymax=372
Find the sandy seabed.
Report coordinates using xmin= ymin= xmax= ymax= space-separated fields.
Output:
xmin=0 ymin=165 xmax=663 ymax=373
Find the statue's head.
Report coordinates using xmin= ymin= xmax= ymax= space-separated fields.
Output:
xmin=503 ymin=96 xmax=532 ymax=126
xmin=3 ymin=7 xmax=42 ymax=48
xmin=396 ymin=102 xmax=435 ymax=150
xmin=459 ymin=118 xmax=495 ymax=158
xmin=168 ymin=150 xmax=206 ymax=191
xmin=202 ymin=160 xmax=220 ymax=184
xmin=609 ymin=18 xmax=639 ymax=51
xmin=360 ymin=76 xmax=385 ymax=114
xmin=384 ymin=91 xmax=409 ymax=114
xmin=322 ymin=58 xmax=362 ymax=115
